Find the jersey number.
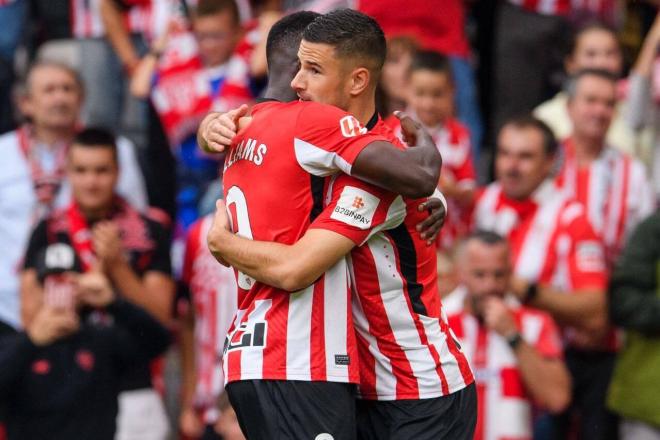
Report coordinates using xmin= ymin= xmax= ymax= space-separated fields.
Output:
xmin=225 ymin=186 xmax=257 ymax=290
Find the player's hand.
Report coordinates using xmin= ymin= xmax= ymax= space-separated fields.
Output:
xmin=416 ymin=197 xmax=446 ymax=246
xmin=482 ymin=296 xmax=518 ymax=338
xmin=26 ymin=305 xmax=80 ymax=346
xmin=207 ymin=199 xmax=231 ymax=267
xmin=199 ymin=105 xmax=249 ymax=153
xmin=395 ymin=111 xmax=429 ymax=147
xmin=76 ymin=271 xmax=115 ymax=308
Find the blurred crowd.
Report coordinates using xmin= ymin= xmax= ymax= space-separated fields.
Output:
xmin=0 ymin=0 xmax=659 ymax=439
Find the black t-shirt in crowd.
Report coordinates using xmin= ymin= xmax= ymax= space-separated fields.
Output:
xmin=22 ymin=208 xmax=172 ymax=391
xmin=0 ymin=300 xmax=171 ymax=440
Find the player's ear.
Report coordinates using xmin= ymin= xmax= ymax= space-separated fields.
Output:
xmin=348 ymin=67 xmax=371 ymax=97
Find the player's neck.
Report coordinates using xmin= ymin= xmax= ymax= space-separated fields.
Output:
xmin=263 ymin=77 xmax=298 ymax=102
xmin=347 ymin=98 xmax=377 ymax=127
xmin=571 ymin=133 xmax=604 ymax=166
xmin=32 ymin=123 xmax=74 ymax=148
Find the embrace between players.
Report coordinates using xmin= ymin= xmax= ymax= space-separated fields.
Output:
xmin=197 ymin=9 xmax=477 ymax=440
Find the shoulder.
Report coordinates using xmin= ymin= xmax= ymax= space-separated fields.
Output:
xmin=534 ymin=92 xmax=566 ymax=116
xmin=446 ymin=118 xmax=470 ymax=141
xmin=0 ymin=130 xmax=24 ymax=174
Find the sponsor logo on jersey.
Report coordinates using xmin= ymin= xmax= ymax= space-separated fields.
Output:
xmin=576 ymin=240 xmax=605 ymax=272
xmin=331 ymin=186 xmax=379 ymax=229
xmin=339 ymin=115 xmax=367 ymax=138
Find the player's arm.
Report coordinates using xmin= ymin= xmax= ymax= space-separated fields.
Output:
xmin=350 ymin=113 xmax=441 ymax=198
xmin=207 ymin=202 xmax=355 ymax=292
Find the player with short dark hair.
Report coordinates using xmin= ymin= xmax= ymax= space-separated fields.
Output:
xmin=205 ymin=9 xmax=476 ymax=440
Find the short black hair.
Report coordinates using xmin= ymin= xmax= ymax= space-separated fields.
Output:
xmin=194 ymin=0 xmax=240 ymax=26
xmin=500 ymin=115 xmax=558 ymax=156
xmin=303 ymin=9 xmax=386 ymax=75
xmin=266 ymin=11 xmax=320 ymax=69
xmin=71 ymin=127 xmax=118 ymax=163
xmin=565 ymin=68 xmax=617 ymax=99
xmin=409 ymin=50 xmax=452 ymax=81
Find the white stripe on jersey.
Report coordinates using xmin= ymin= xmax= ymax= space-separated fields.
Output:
xmin=294 ymin=137 xmax=352 ymax=177
xmin=286 ymin=285 xmax=314 ymax=381
xmin=323 ymin=258 xmax=350 ymax=381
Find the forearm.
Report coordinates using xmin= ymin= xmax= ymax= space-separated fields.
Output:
xmin=107 ymin=261 xmax=171 ymax=324
xmin=352 ymin=135 xmax=441 ymax=198
xmin=101 ymin=0 xmax=139 ymax=70
xmin=514 ymin=343 xmax=570 ymax=413
xmin=129 ymin=54 xmax=158 ymax=98
xmin=208 ymin=231 xmax=301 ymax=291
xmin=531 ymin=288 xmax=607 ymax=335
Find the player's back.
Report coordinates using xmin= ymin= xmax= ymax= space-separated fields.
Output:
xmin=221 ymin=100 xmax=389 ymax=385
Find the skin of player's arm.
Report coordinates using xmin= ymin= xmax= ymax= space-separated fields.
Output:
xmin=351 ymin=121 xmax=442 ymax=198
xmin=100 ymin=0 xmax=140 ymax=74
xmin=512 ymin=342 xmax=571 ymax=414
xmin=19 ymin=269 xmax=44 ymax=327
xmin=529 ymin=286 xmax=608 ymax=345
xmin=207 ymin=202 xmax=355 ymax=292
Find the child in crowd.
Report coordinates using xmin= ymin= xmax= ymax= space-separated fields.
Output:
xmin=388 ymin=50 xmax=477 ymax=251
xmin=132 ymin=0 xmax=257 ymax=231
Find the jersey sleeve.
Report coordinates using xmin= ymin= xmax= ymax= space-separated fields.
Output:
xmin=293 ymin=102 xmax=389 ymax=176
xmin=540 ymin=207 xmax=609 ymax=291
xmin=527 ymin=312 xmax=563 ymax=359
xmin=309 ymin=174 xmax=406 ymax=246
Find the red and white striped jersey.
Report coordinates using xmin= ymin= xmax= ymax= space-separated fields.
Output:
xmin=70 ymin=0 xmax=105 ymax=38
xmin=181 ymin=215 xmax=237 ymax=424
xmin=324 ymin=119 xmax=474 ymax=400
xmin=472 ymin=180 xmax=613 ymax=349
xmin=222 ymin=101 xmax=393 ymax=385
xmin=387 ymin=115 xmax=476 ymax=250
xmin=448 ymin=304 xmax=563 ymax=440
xmin=556 ymin=139 xmax=655 ymax=266
xmin=507 ymin=0 xmax=570 ymax=15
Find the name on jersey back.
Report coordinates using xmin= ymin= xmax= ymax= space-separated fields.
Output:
xmin=224 ymin=138 xmax=268 ymax=172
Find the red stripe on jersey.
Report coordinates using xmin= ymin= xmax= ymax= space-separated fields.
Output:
xmin=355 ymin=242 xmax=421 ymax=398
xmin=262 ymin=294 xmax=289 ymax=380
xmin=438 ymin=313 xmax=474 ymax=385
xmin=355 ymin=327 xmax=378 ymax=397
xmin=474 ymin=328 xmax=488 ymax=440
xmin=501 ymin=367 xmax=525 ymax=398
xmin=310 ymin=278 xmax=327 ymax=381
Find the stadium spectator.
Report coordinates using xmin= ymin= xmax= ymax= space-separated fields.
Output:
xmin=534 ymin=22 xmax=655 ymax=161
xmin=447 ymin=231 xmax=570 ymax=440
xmin=178 ymin=214 xmax=238 ymax=439
xmin=624 ymin=13 xmax=660 ymax=200
xmin=490 ymin=0 xmax=570 ymax=144
xmin=19 ymin=128 xmax=174 ymax=440
xmin=0 ymin=62 xmax=146 ymax=331
xmin=472 ymin=115 xmax=614 ymax=439
xmin=357 ymin=0 xmax=483 ymax=152
xmin=131 ymin=0 xmax=256 ymax=229
xmin=608 ymin=208 xmax=660 ymax=440
xmin=389 ymin=50 xmax=476 ymax=251
xmin=0 ymin=244 xmax=170 ymax=440
xmin=557 ymin=69 xmax=655 ymax=266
